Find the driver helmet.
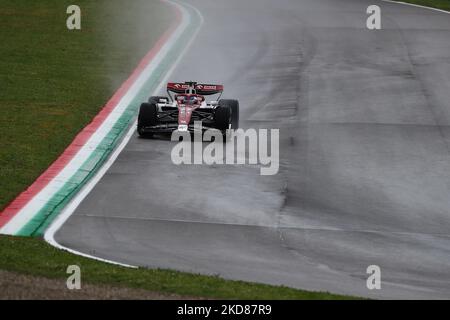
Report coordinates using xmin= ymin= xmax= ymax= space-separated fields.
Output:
xmin=188 ymin=95 xmax=198 ymax=105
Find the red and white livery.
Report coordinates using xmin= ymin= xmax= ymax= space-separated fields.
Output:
xmin=137 ymin=81 xmax=239 ymax=137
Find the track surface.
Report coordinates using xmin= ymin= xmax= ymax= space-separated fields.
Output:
xmin=56 ymin=0 xmax=450 ymax=299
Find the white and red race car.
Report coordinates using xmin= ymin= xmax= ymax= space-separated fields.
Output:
xmin=137 ymin=81 xmax=239 ymax=137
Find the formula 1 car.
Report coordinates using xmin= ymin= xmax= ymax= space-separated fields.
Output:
xmin=137 ymin=81 xmax=239 ymax=137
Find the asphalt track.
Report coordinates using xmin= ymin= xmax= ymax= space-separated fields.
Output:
xmin=55 ymin=0 xmax=450 ymax=299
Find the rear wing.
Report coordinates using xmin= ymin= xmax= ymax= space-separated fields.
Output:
xmin=167 ymin=82 xmax=224 ymax=96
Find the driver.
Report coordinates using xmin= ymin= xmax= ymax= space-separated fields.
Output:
xmin=176 ymin=95 xmax=201 ymax=105
xmin=188 ymin=95 xmax=199 ymax=105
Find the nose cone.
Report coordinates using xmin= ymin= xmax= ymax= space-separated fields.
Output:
xmin=178 ymin=105 xmax=192 ymax=125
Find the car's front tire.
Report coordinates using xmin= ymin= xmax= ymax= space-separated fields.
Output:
xmin=137 ymin=102 xmax=158 ymax=137
xmin=214 ymin=105 xmax=231 ymax=133
xmin=219 ymin=99 xmax=239 ymax=129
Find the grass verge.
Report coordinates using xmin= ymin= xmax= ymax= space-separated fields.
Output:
xmin=0 ymin=0 xmax=171 ymax=210
xmin=392 ymin=0 xmax=450 ymax=11
xmin=0 ymin=235 xmax=356 ymax=299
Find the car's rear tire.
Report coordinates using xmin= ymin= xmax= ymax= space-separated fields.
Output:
xmin=219 ymin=99 xmax=239 ymax=129
xmin=137 ymin=102 xmax=158 ymax=137
xmin=148 ymin=96 xmax=169 ymax=104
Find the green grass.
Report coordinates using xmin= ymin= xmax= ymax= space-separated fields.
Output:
xmin=0 ymin=0 xmax=171 ymax=210
xmin=0 ymin=235 xmax=356 ymax=299
xmin=393 ymin=0 xmax=450 ymax=11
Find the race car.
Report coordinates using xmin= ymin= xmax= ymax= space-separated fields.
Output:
xmin=137 ymin=81 xmax=239 ymax=137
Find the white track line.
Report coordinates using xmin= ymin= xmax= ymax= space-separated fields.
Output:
xmin=381 ymin=0 xmax=450 ymax=15
xmin=44 ymin=1 xmax=204 ymax=268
